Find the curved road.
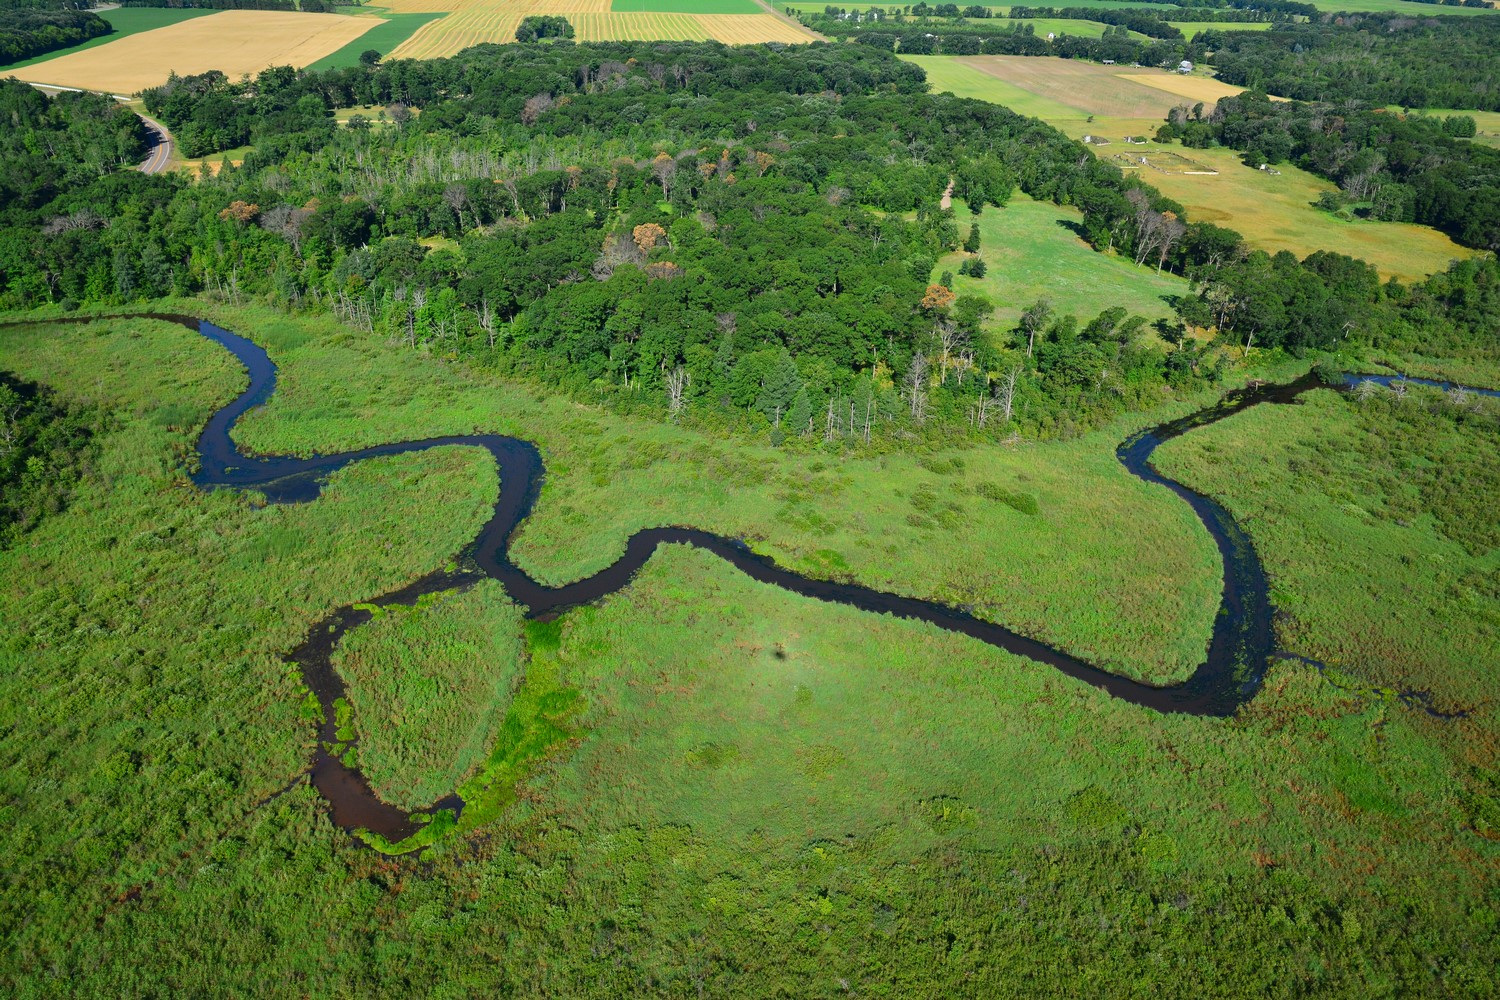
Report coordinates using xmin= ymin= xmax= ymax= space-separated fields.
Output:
xmin=136 ymin=113 xmax=172 ymax=174
xmin=25 ymin=82 xmax=171 ymax=174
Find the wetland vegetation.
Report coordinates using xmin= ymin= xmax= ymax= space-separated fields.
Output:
xmin=1 ymin=23 xmax=1498 ymax=998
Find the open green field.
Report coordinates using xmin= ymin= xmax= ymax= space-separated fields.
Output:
xmin=939 ymin=194 xmax=1186 ymax=330
xmin=0 ymin=8 xmax=215 ymax=74
xmin=1 ymin=307 xmax=1497 ymax=989
xmin=1109 ymin=139 xmax=1474 ymax=282
xmin=305 ymin=12 xmax=447 ymax=71
xmin=1299 ymin=0 xmax=1499 ymax=12
xmin=1170 ymin=20 xmax=1272 ymax=35
xmin=912 ymin=51 xmax=1085 ymax=118
xmin=1387 ymin=107 xmax=1500 ymax=149
xmin=911 ymin=55 xmax=1477 ymax=281
xmin=1155 ymin=386 xmax=1500 ymax=712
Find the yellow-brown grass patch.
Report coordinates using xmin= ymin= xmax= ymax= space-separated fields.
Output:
xmin=694 ymin=13 xmax=816 ymax=43
xmin=946 ymin=56 xmax=1273 ymax=120
xmin=8 ymin=11 xmax=378 ymax=94
xmin=1118 ymin=72 xmax=1285 ymax=105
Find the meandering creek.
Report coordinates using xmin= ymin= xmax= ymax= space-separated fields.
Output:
xmin=19 ymin=315 xmax=1494 ymax=843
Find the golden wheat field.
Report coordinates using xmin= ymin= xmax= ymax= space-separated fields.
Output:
xmin=7 ymin=10 xmax=377 ymax=94
xmin=386 ymin=0 xmax=817 ymax=59
xmin=1116 ymin=72 xmax=1276 ymax=106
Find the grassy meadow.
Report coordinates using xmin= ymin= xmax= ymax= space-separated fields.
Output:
xmin=305 ymin=12 xmax=448 ymax=71
xmin=1154 ymin=386 xmax=1500 ymax=713
xmin=334 ymin=580 xmax=525 ymax=809
xmin=911 ymin=55 xmax=1477 ymax=281
xmin=938 ymin=194 xmax=1185 ymax=329
xmin=1 ymin=306 xmax=1497 ymax=991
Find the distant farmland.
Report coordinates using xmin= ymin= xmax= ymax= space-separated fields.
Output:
xmin=6 ymin=10 xmax=377 ymax=94
xmin=385 ymin=0 xmax=818 ymax=59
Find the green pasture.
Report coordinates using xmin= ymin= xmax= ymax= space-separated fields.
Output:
xmin=909 ymin=52 xmax=1085 ymax=118
xmin=1170 ymin=20 xmax=1272 ymax=34
xmin=1105 ymin=139 xmax=1474 ymax=282
xmin=305 ymin=12 xmax=446 ymax=72
xmin=938 ymin=193 xmax=1186 ymax=330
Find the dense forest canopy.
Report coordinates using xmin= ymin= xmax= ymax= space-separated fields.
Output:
xmin=0 ymin=6 xmax=108 ymax=66
xmin=798 ymin=9 xmax=1200 ymax=62
xmin=2 ymin=43 xmax=1498 ymax=445
xmin=1208 ymin=14 xmax=1500 ymax=110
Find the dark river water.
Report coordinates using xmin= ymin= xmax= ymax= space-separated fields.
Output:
xmin=10 ymin=314 xmax=1481 ymax=843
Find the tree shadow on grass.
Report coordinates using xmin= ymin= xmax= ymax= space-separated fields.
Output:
xmin=1054 ymin=218 xmax=1091 ymax=241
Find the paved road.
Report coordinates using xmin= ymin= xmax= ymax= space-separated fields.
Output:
xmin=25 ymin=82 xmax=171 ymax=173
xmin=136 ymin=113 xmax=172 ymax=174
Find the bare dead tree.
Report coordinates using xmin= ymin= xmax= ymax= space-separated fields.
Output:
xmin=407 ymin=287 xmax=427 ymax=348
xmin=934 ymin=319 xmax=967 ymax=385
xmin=1020 ymin=299 xmax=1052 ymax=359
xmin=1156 ymin=211 xmax=1187 ymax=274
xmin=520 ymin=92 xmax=555 ymax=126
xmin=665 ymin=366 xmax=690 ymax=419
xmin=906 ymin=353 xmax=929 ymax=424
xmin=476 ymin=298 xmax=497 ymax=349
xmin=996 ymin=365 xmax=1022 ymax=424
xmin=651 ymin=152 xmax=677 ymax=200
xmin=442 ymin=184 xmax=470 ymax=232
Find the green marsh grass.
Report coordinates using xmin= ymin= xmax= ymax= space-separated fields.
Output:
xmin=1 ymin=310 xmax=1498 ymax=992
xmin=156 ymin=302 xmax=1226 ymax=684
xmin=1154 ymin=386 xmax=1500 ymax=710
xmin=334 ymin=581 xmax=524 ymax=809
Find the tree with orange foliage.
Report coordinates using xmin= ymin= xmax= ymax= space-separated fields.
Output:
xmin=218 ymin=201 xmax=259 ymax=224
xmin=632 ymin=223 xmax=667 ymax=253
xmin=920 ymin=283 xmax=956 ymax=312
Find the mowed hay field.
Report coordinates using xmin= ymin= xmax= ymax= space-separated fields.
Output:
xmin=1102 ymin=138 xmax=1472 ymax=281
xmin=7 ymin=11 xmax=377 ymax=94
xmin=911 ymin=55 xmax=1475 ymax=281
xmin=945 ymin=55 xmax=1243 ymax=120
xmin=387 ymin=0 xmax=817 ymax=59
xmin=939 ymin=194 xmax=1185 ymax=330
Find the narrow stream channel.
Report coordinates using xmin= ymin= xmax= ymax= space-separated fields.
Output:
xmin=12 ymin=314 xmax=1488 ymax=843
